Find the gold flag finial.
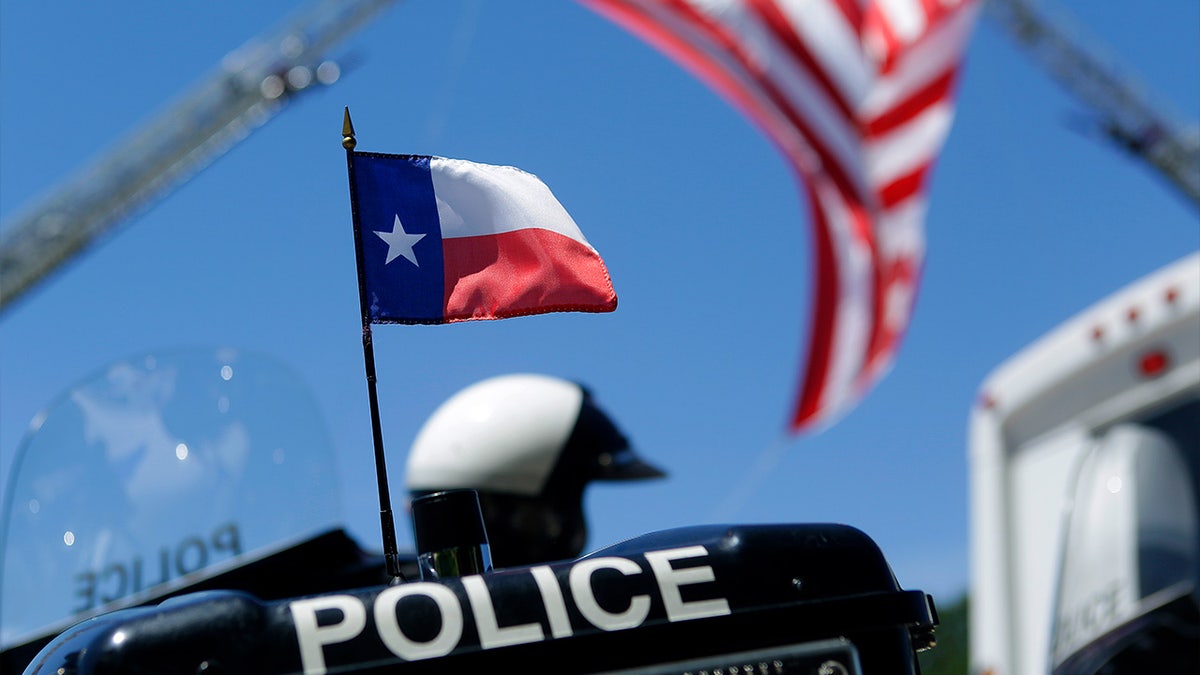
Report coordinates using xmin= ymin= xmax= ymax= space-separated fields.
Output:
xmin=342 ymin=107 xmax=357 ymax=150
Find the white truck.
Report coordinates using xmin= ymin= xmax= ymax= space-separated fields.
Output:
xmin=968 ymin=251 xmax=1200 ymax=675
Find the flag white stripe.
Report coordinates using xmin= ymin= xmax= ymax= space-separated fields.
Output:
xmin=862 ymin=3 xmax=979 ymax=116
xmin=814 ymin=177 xmax=874 ymax=424
xmin=877 ymin=0 xmax=928 ymax=44
xmin=864 ymin=101 xmax=954 ymax=188
xmin=876 ymin=197 xmax=927 ymax=264
xmin=781 ymin=0 xmax=875 ymax=104
xmin=429 ymin=157 xmax=596 ymax=249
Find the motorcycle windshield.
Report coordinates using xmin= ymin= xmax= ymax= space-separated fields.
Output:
xmin=0 ymin=348 xmax=342 ymax=648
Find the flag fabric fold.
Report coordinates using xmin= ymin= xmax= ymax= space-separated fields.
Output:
xmin=581 ymin=0 xmax=979 ymax=432
xmin=348 ymin=153 xmax=617 ymax=324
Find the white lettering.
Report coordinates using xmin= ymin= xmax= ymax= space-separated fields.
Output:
xmin=374 ymin=583 xmax=463 ymax=661
xmin=289 ymin=595 xmax=367 ymax=675
xmin=570 ymin=557 xmax=650 ymax=631
xmin=531 ymin=565 xmax=573 ymax=639
xmin=289 ymin=548 xmax=734 ymax=670
xmin=645 ymin=546 xmax=731 ymax=622
xmin=463 ymin=575 xmax=545 ymax=649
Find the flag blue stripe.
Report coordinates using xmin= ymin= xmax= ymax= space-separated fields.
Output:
xmin=353 ymin=154 xmax=446 ymax=323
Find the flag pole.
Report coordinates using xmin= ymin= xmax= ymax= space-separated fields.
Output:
xmin=343 ymin=107 xmax=404 ymax=582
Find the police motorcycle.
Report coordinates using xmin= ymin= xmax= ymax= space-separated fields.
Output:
xmin=2 ymin=348 xmax=941 ymax=674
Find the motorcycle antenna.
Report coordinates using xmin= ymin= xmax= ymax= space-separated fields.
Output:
xmin=342 ymin=107 xmax=404 ymax=582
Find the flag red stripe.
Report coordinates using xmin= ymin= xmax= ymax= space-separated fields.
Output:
xmin=442 ymin=229 xmax=617 ymax=322
xmin=791 ymin=179 xmax=840 ymax=426
xmin=861 ymin=252 xmax=920 ymax=382
xmin=920 ymin=0 xmax=961 ymax=31
xmin=863 ymin=3 xmax=902 ymax=74
xmin=830 ymin=0 xmax=864 ymax=35
xmin=750 ymin=0 xmax=858 ymax=129
xmin=863 ymin=66 xmax=956 ymax=139
xmin=877 ymin=162 xmax=929 ymax=209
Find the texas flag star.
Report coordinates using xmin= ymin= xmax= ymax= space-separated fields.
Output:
xmin=374 ymin=214 xmax=425 ymax=266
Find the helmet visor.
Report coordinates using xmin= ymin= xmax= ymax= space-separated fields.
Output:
xmin=596 ymin=446 xmax=667 ymax=481
xmin=571 ymin=394 xmax=666 ymax=483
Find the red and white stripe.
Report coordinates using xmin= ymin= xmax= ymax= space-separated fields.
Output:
xmin=429 ymin=157 xmax=617 ymax=322
xmin=582 ymin=0 xmax=979 ymax=431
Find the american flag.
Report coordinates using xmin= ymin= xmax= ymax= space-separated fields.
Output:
xmin=582 ymin=0 xmax=979 ymax=432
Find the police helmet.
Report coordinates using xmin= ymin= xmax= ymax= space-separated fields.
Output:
xmin=406 ymin=374 xmax=664 ymax=567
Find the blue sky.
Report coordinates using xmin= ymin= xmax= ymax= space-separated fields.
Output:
xmin=1 ymin=0 xmax=1197 ymax=614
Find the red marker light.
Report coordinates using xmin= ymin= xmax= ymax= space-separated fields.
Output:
xmin=979 ymin=391 xmax=997 ymax=410
xmin=1137 ymin=349 xmax=1169 ymax=378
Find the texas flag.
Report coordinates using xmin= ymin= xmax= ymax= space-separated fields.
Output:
xmin=348 ymin=153 xmax=617 ymax=324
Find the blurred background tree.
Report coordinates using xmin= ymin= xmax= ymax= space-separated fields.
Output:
xmin=919 ymin=593 xmax=968 ymax=675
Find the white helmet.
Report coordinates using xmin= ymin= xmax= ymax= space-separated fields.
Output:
xmin=405 ymin=374 xmax=664 ymax=567
xmin=406 ymin=374 xmax=663 ymax=497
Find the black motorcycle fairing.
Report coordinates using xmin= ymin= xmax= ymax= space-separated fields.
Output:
xmin=24 ymin=523 xmax=937 ymax=675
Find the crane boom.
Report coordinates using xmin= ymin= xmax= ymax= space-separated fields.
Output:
xmin=0 ymin=0 xmax=398 ymax=314
xmin=4 ymin=0 xmax=1194 ymax=315
xmin=984 ymin=0 xmax=1200 ymax=209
